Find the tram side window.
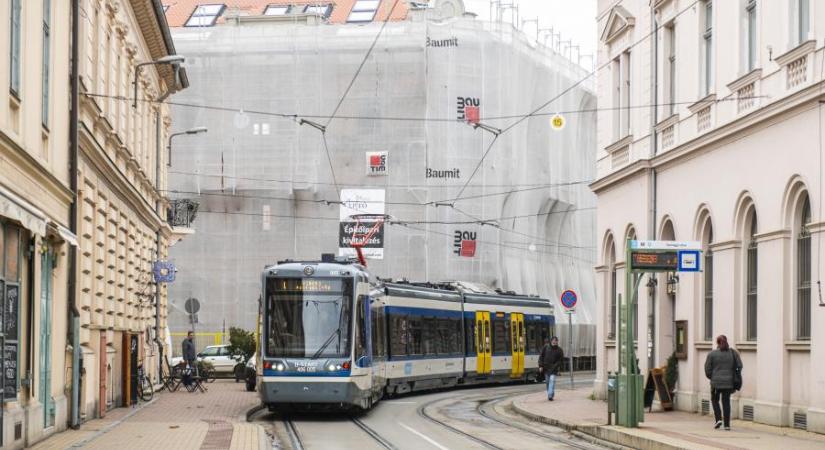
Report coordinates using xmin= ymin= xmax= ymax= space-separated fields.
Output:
xmin=409 ymin=317 xmax=423 ymax=355
xmin=464 ymin=317 xmax=475 ymax=355
xmin=371 ymin=306 xmax=386 ymax=358
xmin=492 ymin=314 xmax=506 ymax=354
xmin=355 ymin=296 xmax=367 ymax=360
xmin=390 ymin=314 xmax=408 ymax=357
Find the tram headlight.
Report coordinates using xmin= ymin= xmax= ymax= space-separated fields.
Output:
xmin=327 ymin=364 xmax=337 ymax=371
xmin=275 ymin=363 xmax=285 ymax=371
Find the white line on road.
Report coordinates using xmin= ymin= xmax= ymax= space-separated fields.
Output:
xmin=384 ymin=401 xmax=418 ymax=404
xmin=400 ymin=423 xmax=451 ymax=450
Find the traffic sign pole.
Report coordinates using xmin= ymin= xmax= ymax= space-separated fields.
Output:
xmin=560 ymin=290 xmax=578 ymax=390
xmin=569 ymin=310 xmax=574 ymax=389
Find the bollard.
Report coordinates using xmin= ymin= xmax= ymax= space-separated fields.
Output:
xmin=607 ymin=371 xmax=618 ymax=425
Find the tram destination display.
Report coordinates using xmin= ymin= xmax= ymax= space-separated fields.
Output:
xmin=274 ymin=278 xmax=343 ymax=293
xmin=630 ymin=251 xmax=678 ymax=271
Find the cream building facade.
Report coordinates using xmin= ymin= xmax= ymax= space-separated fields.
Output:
xmin=74 ymin=0 xmax=187 ymax=425
xmin=0 ymin=0 xmax=74 ymax=447
xmin=594 ymin=0 xmax=825 ymax=433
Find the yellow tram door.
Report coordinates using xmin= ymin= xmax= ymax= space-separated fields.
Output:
xmin=510 ymin=313 xmax=525 ymax=378
xmin=475 ymin=311 xmax=492 ymax=374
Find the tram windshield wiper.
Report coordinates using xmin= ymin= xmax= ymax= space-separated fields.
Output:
xmin=310 ymin=328 xmax=341 ymax=359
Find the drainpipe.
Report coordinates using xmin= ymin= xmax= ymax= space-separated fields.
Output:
xmin=69 ymin=0 xmax=81 ymax=429
xmin=648 ymin=5 xmax=660 ymax=371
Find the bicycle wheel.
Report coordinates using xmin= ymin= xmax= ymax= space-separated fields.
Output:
xmin=205 ymin=369 xmax=217 ymax=383
xmin=140 ymin=376 xmax=154 ymax=401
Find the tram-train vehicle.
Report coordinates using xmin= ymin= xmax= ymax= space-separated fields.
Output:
xmin=257 ymin=255 xmax=555 ymax=411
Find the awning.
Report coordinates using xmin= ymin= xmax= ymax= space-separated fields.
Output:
xmin=50 ymin=221 xmax=78 ymax=247
xmin=0 ymin=183 xmax=48 ymax=236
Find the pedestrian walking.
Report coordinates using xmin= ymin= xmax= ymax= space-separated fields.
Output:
xmin=182 ymin=331 xmax=198 ymax=385
xmin=704 ymin=335 xmax=743 ymax=430
xmin=539 ymin=336 xmax=564 ymax=401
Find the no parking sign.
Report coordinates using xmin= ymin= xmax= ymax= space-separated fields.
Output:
xmin=561 ymin=289 xmax=577 ymax=313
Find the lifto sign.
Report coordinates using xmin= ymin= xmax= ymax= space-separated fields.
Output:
xmin=560 ymin=289 xmax=577 ymax=312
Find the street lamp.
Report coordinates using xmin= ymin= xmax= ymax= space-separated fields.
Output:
xmin=167 ymin=126 xmax=208 ymax=167
xmin=133 ymin=55 xmax=185 ymax=108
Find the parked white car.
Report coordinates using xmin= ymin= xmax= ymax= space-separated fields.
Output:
xmin=170 ymin=344 xmax=239 ymax=376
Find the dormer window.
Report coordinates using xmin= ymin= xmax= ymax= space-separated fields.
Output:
xmin=184 ymin=4 xmax=226 ymax=27
xmin=348 ymin=0 xmax=381 ymax=22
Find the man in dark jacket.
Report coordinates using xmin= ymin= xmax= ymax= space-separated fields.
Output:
xmin=539 ymin=336 xmax=564 ymax=401
xmin=704 ymin=335 xmax=743 ymax=430
xmin=182 ymin=331 xmax=197 ymax=384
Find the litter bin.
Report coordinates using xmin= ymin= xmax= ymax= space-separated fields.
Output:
xmin=607 ymin=372 xmax=618 ymax=425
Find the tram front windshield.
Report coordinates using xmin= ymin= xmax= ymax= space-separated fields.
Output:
xmin=266 ymin=277 xmax=353 ymax=358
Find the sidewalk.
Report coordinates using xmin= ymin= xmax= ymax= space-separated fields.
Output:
xmin=28 ymin=380 xmax=268 ymax=450
xmin=511 ymin=386 xmax=825 ymax=450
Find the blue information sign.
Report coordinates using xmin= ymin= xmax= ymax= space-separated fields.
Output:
xmin=561 ymin=290 xmax=578 ymax=310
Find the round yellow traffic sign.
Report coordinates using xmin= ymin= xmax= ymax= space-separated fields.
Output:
xmin=551 ymin=114 xmax=565 ymax=131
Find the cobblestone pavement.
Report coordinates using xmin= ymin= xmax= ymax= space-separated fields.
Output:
xmin=29 ymin=380 xmax=267 ymax=450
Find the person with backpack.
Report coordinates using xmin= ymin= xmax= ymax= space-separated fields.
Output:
xmin=539 ymin=336 xmax=565 ymax=401
xmin=704 ymin=335 xmax=743 ymax=430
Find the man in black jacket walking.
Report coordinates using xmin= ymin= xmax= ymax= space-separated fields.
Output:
xmin=540 ymin=336 xmax=564 ymax=401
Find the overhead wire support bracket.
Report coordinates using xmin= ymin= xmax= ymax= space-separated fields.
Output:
xmin=299 ymin=118 xmax=327 ymax=133
xmin=470 ymin=122 xmax=502 ymax=136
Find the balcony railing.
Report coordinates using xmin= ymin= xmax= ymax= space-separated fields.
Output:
xmin=168 ymin=199 xmax=199 ymax=228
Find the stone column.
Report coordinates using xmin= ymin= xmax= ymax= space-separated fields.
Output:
xmin=753 ymin=229 xmax=791 ymax=427
xmin=594 ymin=264 xmax=609 ymax=398
xmin=806 ymin=221 xmax=825 ymax=433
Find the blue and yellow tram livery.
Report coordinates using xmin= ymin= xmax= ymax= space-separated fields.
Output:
xmin=258 ymin=255 xmax=554 ymax=412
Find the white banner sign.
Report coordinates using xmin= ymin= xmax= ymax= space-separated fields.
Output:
xmin=339 ymin=189 xmax=385 ymax=260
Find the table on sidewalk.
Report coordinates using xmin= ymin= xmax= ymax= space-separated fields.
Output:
xmin=512 ymin=386 xmax=825 ymax=450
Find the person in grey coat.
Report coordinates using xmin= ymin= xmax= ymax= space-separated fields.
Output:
xmin=704 ymin=335 xmax=743 ymax=430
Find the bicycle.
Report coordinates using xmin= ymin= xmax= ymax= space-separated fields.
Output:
xmin=137 ymin=364 xmax=154 ymax=402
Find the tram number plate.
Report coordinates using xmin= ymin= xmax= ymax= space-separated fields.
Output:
xmin=296 ymin=366 xmax=317 ymax=373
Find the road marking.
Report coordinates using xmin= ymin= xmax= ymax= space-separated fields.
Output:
xmin=384 ymin=401 xmax=417 ymax=404
xmin=400 ymin=423 xmax=451 ymax=450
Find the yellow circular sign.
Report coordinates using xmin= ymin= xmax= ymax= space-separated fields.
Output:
xmin=551 ymin=114 xmax=565 ymax=130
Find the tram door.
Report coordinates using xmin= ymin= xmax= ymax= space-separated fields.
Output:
xmin=475 ymin=311 xmax=492 ymax=374
xmin=510 ymin=313 xmax=525 ymax=378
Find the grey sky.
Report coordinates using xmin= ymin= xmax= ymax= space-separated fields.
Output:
xmin=463 ymin=0 xmax=597 ymax=61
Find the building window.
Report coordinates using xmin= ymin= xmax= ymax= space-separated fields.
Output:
xmin=609 ymin=264 xmax=617 ymax=340
xmin=42 ymin=0 xmax=51 ymax=128
xmin=703 ymin=222 xmax=714 ymax=341
xmin=796 ymin=196 xmax=811 ymax=340
xmin=10 ymin=0 xmax=22 ymax=97
xmin=746 ymin=212 xmax=758 ymax=341
xmin=306 ymin=4 xmax=333 ymax=18
xmin=184 ymin=4 xmax=226 ymax=27
xmin=264 ymin=5 xmax=288 ymax=15
xmin=348 ymin=0 xmax=381 ymax=23
xmin=612 ymin=52 xmax=631 ymax=140
xmin=745 ymin=0 xmax=757 ymax=72
xmin=794 ymin=0 xmax=810 ymax=45
xmin=702 ymin=1 xmax=713 ymax=96
xmin=665 ymin=23 xmax=676 ymax=116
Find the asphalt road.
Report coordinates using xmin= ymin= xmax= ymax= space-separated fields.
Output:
xmin=252 ymin=378 xmax=608 ymax=450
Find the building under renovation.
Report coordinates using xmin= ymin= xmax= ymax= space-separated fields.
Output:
xmin=164 ymin=0 xmax=596 ymax=355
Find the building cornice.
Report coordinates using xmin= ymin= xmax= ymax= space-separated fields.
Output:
xmin=687 ymin=93 xmax=717 ymax=114
xmin=0 ymin=129 xmax=74 ymax=206
xmin=600 ymin=5 xmax=635 ymax=46
xmin=604 ymin=134 xmax=634 ymax=155
xmin=754 ymin=228 xmax=791 ymax=243
xmin=805 ymin=220 xmax=825 ymax=234
xmin=594 ymin=264 xmax=609 ymax=273
xmin=727 ymin=68 xmax=763 ymax=93
xmin=654 ymin=114 xmax=680 ymax=133
xmin=709 ymin=240 xmax=741 ymax=252
xmin=775 ymin=39 xmax=817 ymax=66
xmin=590 ymin=159 xmax=650 ymax=194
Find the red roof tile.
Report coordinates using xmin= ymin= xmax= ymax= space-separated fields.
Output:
xmin=163 ymin=0 xmax=409 ymax=27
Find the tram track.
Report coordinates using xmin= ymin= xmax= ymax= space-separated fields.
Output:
xmin=350 ymin=416 xmax=397 ymax=450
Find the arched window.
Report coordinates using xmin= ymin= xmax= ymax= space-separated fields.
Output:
xmin=796 ymin=196 xmax=811 ymax=340
xmin=703 ymin=219 xmax=714 ymax=341
xmin=607 ymin=236 xmax=617 ymax=340
xmin=746 ymin=210 xmax=758 ymax=341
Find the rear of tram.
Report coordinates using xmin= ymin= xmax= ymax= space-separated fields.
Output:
xmin=258 ymin=262 xmax=372 ymax=411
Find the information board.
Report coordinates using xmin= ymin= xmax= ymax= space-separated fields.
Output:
xmin=3 ymin=341 xmax=18 ymax=400
xmin=4 ymin=284 xmax=19 ymax=338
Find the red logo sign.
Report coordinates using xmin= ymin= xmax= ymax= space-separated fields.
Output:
xmin=460 ymin=239 xmax=476 ymax=257
xmin=465 ymin=106 xmax=480 ymax=124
